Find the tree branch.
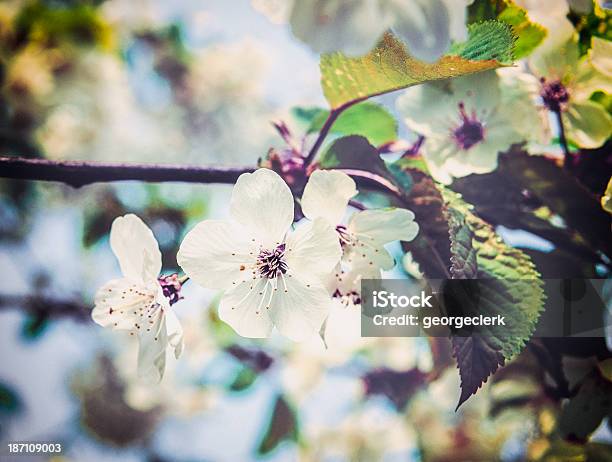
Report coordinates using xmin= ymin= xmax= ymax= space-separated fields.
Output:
xmin=0 ymin=156 xmax=407 ymax=202
xmin=0 ymin=294 xmax=91 ymax=322
xmin=304 ymin=108 xmax=342 ymax=166
xmin=0 ymin=156 xmax=254 ymax=188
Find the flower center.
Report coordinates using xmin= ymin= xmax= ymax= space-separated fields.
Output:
xmin=158 ymin=273 xmax=183 ymax=306
xmin=336 ymin=225 xmax=355 ymax=248
xmin=257 ymin=244 xmax=288 ymax=279
xmin=452 ymin=102 xmax=485 ymax=150
xmin=333 ymin=288 xmax=361 ymax=306
xmin=540 ymin=78 xmax=569 ymax=112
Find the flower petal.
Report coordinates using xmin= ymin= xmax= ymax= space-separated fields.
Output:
xmin=301 ymin=170 xmax=357 ymax=225
xmin=590 ymin=37 xmax=612 ymax=77
xmin=269 ymin=277 xmax=331 ymax=342
xmin=230 ymin=169 xmax=294 ymax=248
xmin=92 ymin=278 xmax=157 ymax=331
xmin=349 ymin=208 xmax=419 ymax=245
xmin=390 ymin=0 xmax=451 ymax=63
xmin=164 ymin=309 xmax=184 ymax=359
xmin=284 ymin=218 xmax=342 ymax=282
xmin=136 ymin=299 xmax=171 ymax=382
xmin=565 ymin=100 xmax=612 ymax=149
xmin=344 ymin=242 xmax=394 ymax=271
xmin=109 ymin=214 xmax=161 ymax=283
xmin=323 ymin=299 xmax=362 ymax=353
xmin=397 ymin=84 xmax=452 ymax=136
xmin=178 ymin=219 xmax=257 ymax=290
xmin=289 ymin=0 xmax=390 ymax=56
xmin=218 ymin=278 xmax=274 ymax=338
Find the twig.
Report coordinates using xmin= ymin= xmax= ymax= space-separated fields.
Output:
xmin=304 ymin=108 xmax=342 ymax=166
xmin=348 ymin=199 xmax=366 ymax=211
xmin=0 ymin=156 xmax=254 ymax=188
xmin=0 ymin=294 xmax=91 ymax=321
xmin=336 ymin=168 xmax=402 ymax=198
xmin=553 ymin=109 xmax=571 ymax=169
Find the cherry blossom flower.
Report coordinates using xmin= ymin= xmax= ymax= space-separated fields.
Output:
xmin=301 ymin=169 xmax=419 ymax=302
xmin=177 ymin=168 xmax=342 ymax=341
xmin=256 ymin=0 xmax=473 ymax=62
xmin=396 ymin=69 xmax=547 ymax=184
xmin=91 ymin=214 xmax=184 ymax=382
xmin=530 ymin=36 xmax=612 ymax=149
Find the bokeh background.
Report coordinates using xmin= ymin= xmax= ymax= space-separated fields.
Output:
xmin=0 ymin=1 xmax=611 ymax=461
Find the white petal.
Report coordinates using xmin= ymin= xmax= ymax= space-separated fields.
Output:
xmin=390 ymin=0 xmax=451 ymax=63
xmin=136 ymin=298 xmax=171 ymax=382
xmin=289 ymin=0 xmax=390 ymax=56
xmin=396 ymin=84 xmax=453 ymax=136
xmin=230 ymin=169 xmax=294 ymax=248
xmin=565 ymin=100 xmax=612 ymax=149
xmin=451 ymin=70 xmax=501 ymax=113
xmin=344 ymin=241 xmax=395 ymax=271
xmin=529 ymin=36 xmax=580 ymax=80
xmin=349 ymin=208 xmax=419 ymax=245
xmin=590 ymin=37 xmax=612 ymax=77
xmin=301 ymin=170 xmax=357 ymax=225
xmin=92 ymin=278 xmax=157 ymax=331
xmin=284 ymin=218 xmax=342 ymax=282
xmin=218 ymin=279 xmax=274 ymax=338
xmin=443 ymin=0 xmax=471 ymax=42
xmin=332 ymin=262 xmax=380 ymax=296
xmin=323 ymin=299 xmax=362 ymax=352
xmin=164 ymin=309 xmax=184 ymax=359
xmin=269 ymin=277 xmax=331 ymax=342
xmin=178 ymin=219 xmax=257 ymax=290
xmin=109 ymin=214 xmax=161 ymax=283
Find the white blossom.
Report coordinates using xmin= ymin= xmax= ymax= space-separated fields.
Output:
xmin=302 ymin=170 xmax=419 ymax=290
xmin=396 ymin=69 xmax=548 ymax=184
xmin=177 ymin=168 xmax=342 ymax=341
xmin=530 ymin=36 xmax=612 ymax=149
xmin=92 ymin=214 xmax=184 ymax=382
xmin=256 ymin=0 xmax=473 ymax=62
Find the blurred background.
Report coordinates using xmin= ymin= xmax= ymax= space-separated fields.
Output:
xmin=0 ymin=1 xmax=610 ymax=461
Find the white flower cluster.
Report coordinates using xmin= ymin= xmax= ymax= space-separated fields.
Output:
xmin=91 ymin=169 xmax=419 ymax=380
xmin=254 ymin=0 xmax=473 ymax=63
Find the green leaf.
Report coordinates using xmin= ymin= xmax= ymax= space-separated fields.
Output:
xmin=318 ymin=135 xmax=400 ymax=190
xmin=303 ymin=102 xmax=398 ymax=146
xmin=449 ymin=20 xmax=515 ymax=62
xmin=256 ymin=395 xmax=298 ymax=455
xmin=291 ymin=106 xmax=328 ymax=130
xmin=320 ymin=21 xmax=514 ymax=109
xmin=22 ymin=313 xmax=50 ymax=340
xmin=445 ymin=207 xmax=478 ymax=279
xmin=497 ymin=4 xmax=546 ymax=58
xmin=400 ymin=166 xmax=455 ymax=279
xmin=228 ymin=366 xmax=258 ymax=392
xmin=374 ymin=160 xmax=544 ymax=406
xmin=442 ymin=188 xmax=546 ymax=408
xmin=467 ymin=0 xmax=546 ymax=59
xmin=0 ymin=383 xmax=21 ymax=415
xmin=558 ymin=367 xmax=612 ymax=442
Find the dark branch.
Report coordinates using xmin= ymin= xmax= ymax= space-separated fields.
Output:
xmin=0 ymin=156 xmax=254 ymax=188
xmin=0 ymin=294 xmax=91 ymax=322
xmin=304 ymin=108 xmax=342 ymax=166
